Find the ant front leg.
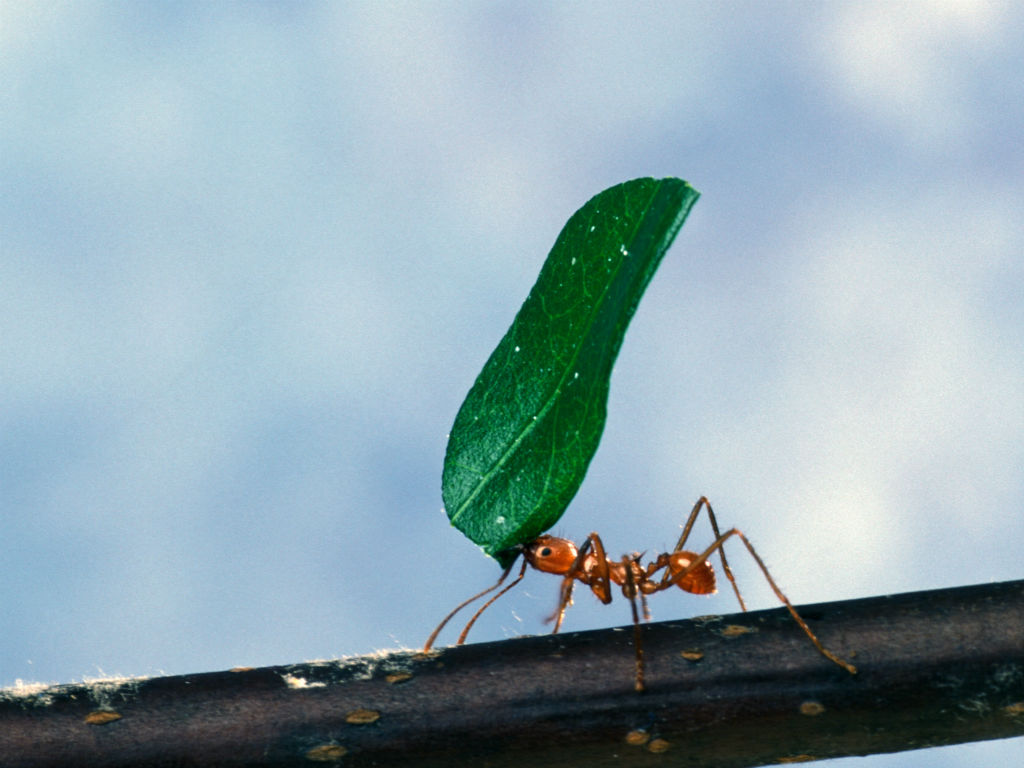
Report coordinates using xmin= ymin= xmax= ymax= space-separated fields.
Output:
xmin=550 ymin=532 xmax=612 ymax=633
xmin=583 ymin=532 xmax=613 ymax=604
xmin=549 ymin=537 xmax=588 ymax=633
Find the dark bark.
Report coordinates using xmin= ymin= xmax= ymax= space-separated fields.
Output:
xmin=2 ymin=580 xmax=1023 ymax=767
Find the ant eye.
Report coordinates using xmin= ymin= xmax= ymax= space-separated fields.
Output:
xmin=540 ymin=547 xmax=552 ymax=557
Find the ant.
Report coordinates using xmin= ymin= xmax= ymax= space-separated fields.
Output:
xmin=424 ymin=497 xmax=857 ymax=691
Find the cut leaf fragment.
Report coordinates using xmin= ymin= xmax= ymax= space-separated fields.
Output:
xmin=442 ymin=177 xmax=700 ymax=565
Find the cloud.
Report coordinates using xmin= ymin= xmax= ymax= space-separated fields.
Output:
xmin=817 ymin=2 xmax=1008 ymax=155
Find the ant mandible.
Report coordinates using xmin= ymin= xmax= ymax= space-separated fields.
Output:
xmin=424 ymin=496 xmax=857 ymax=691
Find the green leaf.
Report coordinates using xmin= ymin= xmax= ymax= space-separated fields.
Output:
xmin=442 ymin=177 xmax=700 ymax=566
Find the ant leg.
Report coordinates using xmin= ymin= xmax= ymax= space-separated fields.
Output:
xmin=551 ymin=578 xmax=575 ymax=634
xmin=585 ymin=533 xmax=613 ymax=605
xmin=550 ymin=532 xmax=612 ymax=632
xmin=423 ymin=555 xmax=525 ymax=651
xmin=665 ymin=527 xmax=858 ymax=675
xmin=671 ymin=496 xmax=745 ymax=610
xmin=640 ymin=587 xmax=651 ymax=622
xmin=551 ymin=536 xmax=592 ymax=632
xmin=622 ymin=555 xmax=646 ymax=692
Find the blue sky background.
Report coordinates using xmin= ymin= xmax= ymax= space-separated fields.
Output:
xmin=2 ymin=3 xmax=1022 ymax=765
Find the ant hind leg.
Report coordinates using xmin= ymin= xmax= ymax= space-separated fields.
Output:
xmin=672 ymin=496 xmax=746 ymax=610
xmin=670 ymin=525 xmax=858 ymax=676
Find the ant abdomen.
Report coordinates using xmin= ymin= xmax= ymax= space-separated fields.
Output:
xmin=665 ymin=551 xmax=716 ymax=595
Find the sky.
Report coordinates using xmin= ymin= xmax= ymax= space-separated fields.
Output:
xmin=2 ymin=2 xmax=1022 ymax=766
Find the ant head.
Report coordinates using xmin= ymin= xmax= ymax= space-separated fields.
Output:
xmin=524 ymin=534 xmax=578 ymax=575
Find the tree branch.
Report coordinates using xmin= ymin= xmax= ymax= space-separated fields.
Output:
xmin=3 ymin=580 xmax=1023 ymax=767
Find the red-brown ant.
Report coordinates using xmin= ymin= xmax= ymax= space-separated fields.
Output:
xmin=424 ymin=496 xmax=857 ymax=691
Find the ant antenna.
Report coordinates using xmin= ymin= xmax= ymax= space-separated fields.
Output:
xmin=423 ymin=553 xmax=527 ymax=651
